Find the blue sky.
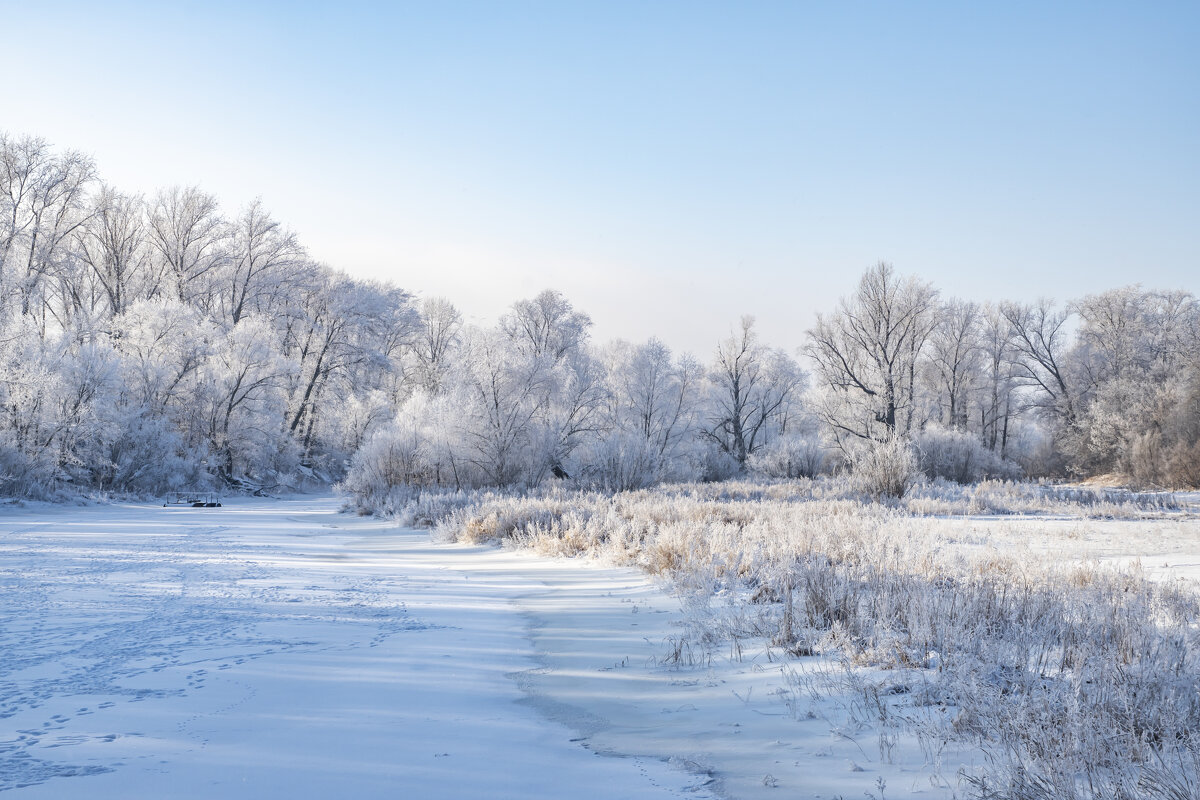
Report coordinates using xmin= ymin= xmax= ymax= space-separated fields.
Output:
xmin=4 ymin=1 xmax=1197 ymax=356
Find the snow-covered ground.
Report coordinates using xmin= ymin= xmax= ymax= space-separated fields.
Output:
xmin=3 ymin=495 xmax=1198 ymax=799
xmin=0 ymin=496 xmax=721 ymax=798
xmin=0 ymin=495 xmax=930 ymax=800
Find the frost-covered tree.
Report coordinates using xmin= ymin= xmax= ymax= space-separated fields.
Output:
xmin=281 ymin=273 xmax=417 ymax=465
xmin=0 ymin=133 xmax=95 ymax=324
xmin=1067 ymin=287 xmax=1200 ymax=479
xmin=147 ymin=186 xmax=229 ymax=308
xmin=0 ymin=316 xmax=75 ymax=494
xmin=603 ymin=338 xmax=702 ymax=461
xmin=977 ymin=303 xmax=1020 ymax=456
xmin=704 ymin=316 xmax=806 ymax=468
xmin=1001 ymin=298 xmax=1077 ymax=425
xmin=500 ymin=288 xmax=591 ymax=361
xmin=450 ymin=325 xmax=550 ymax=486
xmin=199 ymin=315 xmax=294 ymax=483
xmin=926 ymin=299 xmax=982 ymax=432
xmin=220 ymin=200 xmax=309 ymax=326
xmin=410 ymin=297 xmax=462 ymax=395
xmin=0 ymin=133 xmax=436 ymax=495
xmin=805 ymin=262 xmax=938 ymax=441
xmin=583 ymin=339 xmax=704 ymax=488
xmin=98 ymin=299 xmax=215 ymax=491
xmin=8 ymin=128 xmax=1200 ymax=497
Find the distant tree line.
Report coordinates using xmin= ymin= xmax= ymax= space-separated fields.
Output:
xmin=806 ymin=262 xmax=1200 ymax=487
xmin=1 ymin=132 xmax=1197 ymax=497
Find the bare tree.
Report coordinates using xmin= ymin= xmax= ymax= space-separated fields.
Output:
xmin=705 ymin=316 xmax=805 ymax=467
xmin=454 ymin=326 xmax=551 ymax=486
xmin=201 ymin=315 xmax=289 ymax=482
xmin=605 ymin=338 xmax=702 ymax=460
xmin=281 ymin=274 xmax=416 ymax=460
xmin=978 ymin=303 xmax=1019 ymax=455
xmin=0 ymin=133 xmax=95 ymax=323
xmin=221 ymin=200 xmax=308 ymax=325
xmin=537 ymin=349 xmax=609 ymax=482
xmin=147 ymin=186 xmax=229 ymax=307
xmin=410 ymin=297 xmax=463 ymax=394
xmin=1001 ymin=298 xmax=1076 ymax=423
xmin=927 ymin=299 xmax=982 ymax=431
xmin=805 ymin=262 xmax=938 ymax=440
xmin=74 ymin=186 xmax=154 ymax=319
xmin=500 ymin=289 xmax=591 ymax=361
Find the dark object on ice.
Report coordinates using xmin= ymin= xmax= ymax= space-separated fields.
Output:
xmin=551 ymin=464 xmax=570 ymax=480
xmin=163 ymin=491 xmax=222 ymax=508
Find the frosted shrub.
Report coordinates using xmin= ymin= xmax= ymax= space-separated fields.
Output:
xmin=912 ymin=425 xmax=1021 ymax=483
xmin=579 ymin=433 xmax=663 ymax=492
xmin=899 ymin=479 xmax=1183 ymax=518
xmin=849 ymin=435 xmax=920 ymax=499
xmin=100 ymin=416 xmax=213 ymax=495
xmin=746 ymin=433 xmax=833 ymax=479
xmin=0 ymin=429 xmax=61 ymax=499
xmin=1121 ymin=429 xmax=1200 ymax=490
xmin=697 ymin=447 xmax=741 ymax=482
xmin=340 ymin=420 xmax=436 ymax=512
xmin=1166 ymin=439 xmax=1200 ymax=488
xmin=1130 ymin=430 xmax=1167 ymax=488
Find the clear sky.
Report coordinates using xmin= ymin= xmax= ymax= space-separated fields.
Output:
xmin=4 ymin=1 xmax=1197 ymax=357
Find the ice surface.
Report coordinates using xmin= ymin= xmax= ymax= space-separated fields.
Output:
xmin=0 ymin=497 xmax=719 ymax=798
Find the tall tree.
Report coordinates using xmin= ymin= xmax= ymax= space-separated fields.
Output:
xmin=927 ymin=299 xmax=982 ymax=431
xmin=805 ymin=262 xmax=938 ymax=440
xmin=604 ymin=338 xmax=702 ymax=461
xmin=410 ymin=297 xmax=463 ymax=395
xmin=500 ymin=289 xmax=591 ymax=361
xmin=705 ymin=316 xmax=806 ymax=467
xmin=0 ymin=133 xmax=95 ymax=324
xmin=147 ymin=186 xmax=228 ymax=308
xmin=1001 ymin=298 xmax=1076 ymax=424
xmin=221 ymin=200 xmax=308 ymax=325
xmin=74 ymin=186 xmax=155 ymax=320
xmin=978 ymin=304 xmax=1020 ymax=455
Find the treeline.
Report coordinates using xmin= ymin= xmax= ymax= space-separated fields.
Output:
xmin=0 ymin=133 xmax=416 ymax=496
xmin=1 ymin=132 xmax=1197 ymax=498
xmin=806 ymin=264 xmax=1200 ymax=487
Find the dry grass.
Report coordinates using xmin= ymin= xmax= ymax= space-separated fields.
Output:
xmin=353 ymin=477 xmax=1200 ymax=798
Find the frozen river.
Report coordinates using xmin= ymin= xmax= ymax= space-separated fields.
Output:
xmin=0 ymin=496 xmax=726 ymax=798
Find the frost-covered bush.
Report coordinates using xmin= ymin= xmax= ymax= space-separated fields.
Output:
xmin=0 ymin=430 xmax=61 ymax=499
xmin=1131 ymin=430 xmax=1200 ymax=490
xmin=900 ymin=478 xmax=1183 ymax=518
xmin=340 ymin=419 xmax=438 ymax=511
xmin=578 ymin=433 xmax=663 ymax=492
xmin=1166 ymin=440 xmax=1200 ymax=488
xmin=695 ymin=446 xmax=741 ymax=482
xmin=912 ymin=425 xmax=1022 ymax=483
xmin=746 ymin=433 xmax=834 ymax=479
xmin=99 ymin=415 xmax=213 ymax=494
xmin=848 ymin=435 xmax=920 ymax=499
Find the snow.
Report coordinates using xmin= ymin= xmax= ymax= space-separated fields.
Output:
xmin=916 ymin=511 xmax=1200 ymax=585
xmin=5 ymin=495 xmax=1196 ymax=798
xmin=0 ymin=496 xmax=717 ymax=798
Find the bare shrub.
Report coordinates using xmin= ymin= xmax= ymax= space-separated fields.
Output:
xmin=912 ymin=425 xmax=1022 ymax=483
xmin=339 ymin=421 xmax=436 ymax=513
xmin=849 ymin=435 xmax=921 ymax=499
xmin=1166 ymin=439 xmax=1200 ymax=489
xmin=746 ymin=433 xmax=834 ymax=479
